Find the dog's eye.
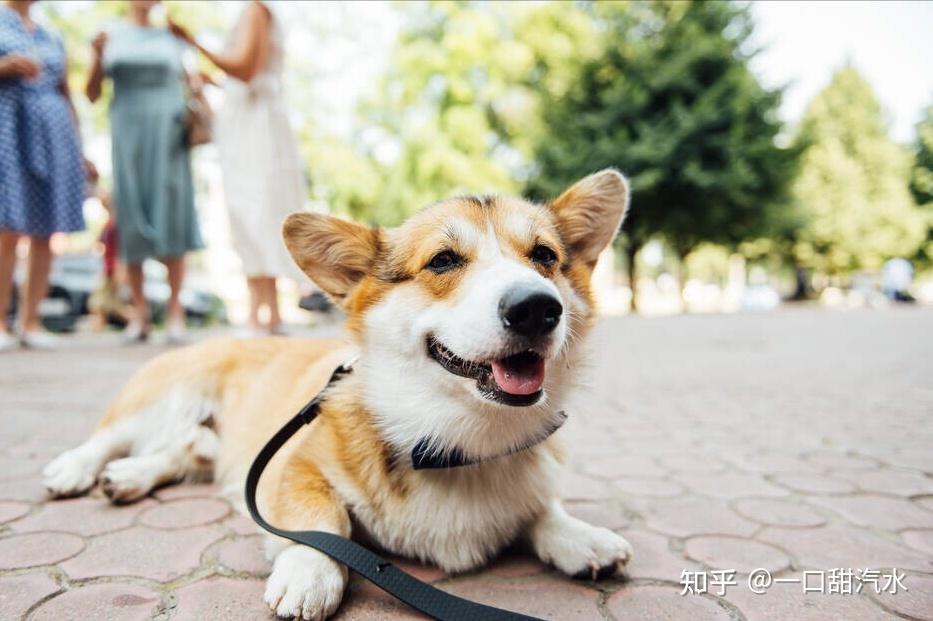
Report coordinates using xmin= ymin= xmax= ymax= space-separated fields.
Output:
xmin=530 ymin=244 xmax=557 ymax=266
xmin=427 ymin=250 xmax=462 ymax=273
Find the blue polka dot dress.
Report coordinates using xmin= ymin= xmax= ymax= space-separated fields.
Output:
xmin=0 ymin=7 xmax=85 ymax=236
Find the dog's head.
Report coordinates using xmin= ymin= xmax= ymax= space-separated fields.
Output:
xmin=284 ymin=169 xmax=628 ymax=458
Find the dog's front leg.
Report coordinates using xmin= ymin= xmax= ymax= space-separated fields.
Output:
xmin=529 ymin=498 xmax=633 ymax=579
xmin=262 ymin=456 xmax=350 ymax=621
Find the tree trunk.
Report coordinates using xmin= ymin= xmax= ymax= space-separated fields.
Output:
xmin=626 ymin=240 xmax=638 ymax=313
xmin=676 ymin=247 xmax=690 ymax=312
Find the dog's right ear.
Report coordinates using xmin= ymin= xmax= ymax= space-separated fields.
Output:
xmin=283 ymin=213 xmax=379 ymax=303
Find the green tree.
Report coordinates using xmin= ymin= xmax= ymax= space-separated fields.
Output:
xmin=909 ymin=102 xmax=933 ymax=265
xmin=528 ymin=1 xmax=796 ymax=307
xmin=361 ymin=1 xmax=600 ymax=225
xmin=911 ymin=103 xmax=933 ymax=207
xmin=792 ymin=67 xmax=926 ymax=274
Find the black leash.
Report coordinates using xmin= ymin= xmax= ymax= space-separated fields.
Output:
xmin=245 ymin=362 xmax=545 ymax=621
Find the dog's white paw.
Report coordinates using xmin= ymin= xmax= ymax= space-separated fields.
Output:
xmin=533 ymin=513 xmax=633 ymax=579
xmin=265 ymin=545 xmax=347 ymax=620
xmin=43 ymin=449 xmax=98 ymax=497
xmin=100 ymin=457 xmax=156 ymax=503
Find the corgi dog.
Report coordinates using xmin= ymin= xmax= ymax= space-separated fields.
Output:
xmin=43 ymin=169 xmax=633 ymax=620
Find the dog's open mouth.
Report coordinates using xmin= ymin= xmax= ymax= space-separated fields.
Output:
xmin=427 ymin=336 xmax=545 ymax=406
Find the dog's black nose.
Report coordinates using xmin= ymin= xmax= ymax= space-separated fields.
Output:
xmin=499 ymin=287 xmax=563 ymax=339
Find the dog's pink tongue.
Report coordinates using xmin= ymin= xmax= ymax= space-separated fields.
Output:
xmin=491 ymin=356 xmax=545 ymax=395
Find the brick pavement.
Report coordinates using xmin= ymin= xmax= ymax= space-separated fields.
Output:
xmin=1 ymin=308 xmax=932 ymax=620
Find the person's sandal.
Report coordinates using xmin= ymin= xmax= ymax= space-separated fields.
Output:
xmin=0 ymin=331 xmax=19 ymax=352
xmin=122 ymin=321 xmax=150 ymax=344
xmin=19 ymin=329 xmax=60 ymax=350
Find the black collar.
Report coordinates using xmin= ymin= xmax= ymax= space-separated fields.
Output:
xmin=410 ymin=411 xmax=567 ymax=470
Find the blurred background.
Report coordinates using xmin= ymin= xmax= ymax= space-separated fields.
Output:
xmin=17 ymin=0 xmax=933 ymax=329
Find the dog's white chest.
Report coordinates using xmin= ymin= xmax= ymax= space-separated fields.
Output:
xmin=341 ymin=455 xmax=556 ymax=573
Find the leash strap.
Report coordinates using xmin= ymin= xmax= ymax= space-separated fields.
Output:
xmin=245 ymin=363 xmax=545 ymax=621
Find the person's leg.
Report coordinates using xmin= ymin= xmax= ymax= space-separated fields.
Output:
xmin=125 ymin=262 xmax=150 ymax=337
xmin=163 ymin=255 xmax=186 ymax=326
xmin=265 ymin=277 xmax=283 ymax=333
xmin=20 ymin=235 xmax=52 ymax=332
xmin=0 ymin=230 xmax=20 ymax=335
xmin=246 ymin=276 xmax=263 ymax=331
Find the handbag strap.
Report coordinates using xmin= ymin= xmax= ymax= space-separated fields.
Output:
xmin=244 ymin=363 xmax=545 ymax=621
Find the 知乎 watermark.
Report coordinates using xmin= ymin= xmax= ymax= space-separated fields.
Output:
xmin=680 ymin=568 xmax=907 ymax=596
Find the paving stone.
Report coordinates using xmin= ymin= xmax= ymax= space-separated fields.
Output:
xmin=759 ymin=523 xmax=933 ymax=572
xmin=30 ymin=582 xmax=161 ymax=621
xmin=153 ymin=483 xmax=216 ymax=501
xmin=726 ymin=453 xmax=822 ymax=475
xmin=886 ymin=450 xmax=933 ymax=473
xmin=14 ymin=497 xmax=157 ymax=536
xmin=629 ymin=496 xmax=758 ymax=538
xmin=566 ymin=500 xmax=629 ymax=530
xmin=0 ymin=475 xmax=49 ymax=502
xmin=172 ymin=576 xmax=268 ymax=621
xmin=869 ymin=571 xmax=933 ymax=621
xmin=724 ymin=579 xmax=900 ymax=621
xmin=612 ymin=476 xmax=685 ymax=498
xmin=0 ymin=500 xmax=31 ymax=524
xmin=619 ymin=529 xmax=701 ymax=582
xmin=684 ymin=535 xmax=792 ymax=574
xmin=770 ymin=473 xmax=859 ymax=494
xmin=657 ymin=453 xmax=729 ymax=473
xmin=841 ymin=469 xmax=933 ymax=497
xmin=560 ymin=473 xmax=613 ymax=501
xmin=806 ymin=494 xmax=933 ymax=531
xmin=915 ymin=495 xmax=933 ymax=515
xmin=901 ymin=529 xmax=933 ymax=556
xmin=484 ymin=551 xmax=547 ymax=578
xmin=0 ymin=572 xmax=59 ymax=620
xmin=0 ymin=532 xmax=85 ymax=569
xmin=59 ymin=525 xmax=225 ymax=581
xmin=222 ymin=513 xmax=260 ymax=536
xmin=0 ymin=455 xmax=43 ymax=480
xmin=206 ymin=535 xmax=271 ymax=576
xmin=138 ymin=498 xmax=231 ymax=529
xmin=579 ymin=454 xmax=662 ymax=479
xmin=441 ymin=575 xmax=601 ymax=620
xmin=675 ymin=472 xmax=789 ymax=500
xmin=733 ymin=498 xmax=827 ymax=528
xmin=802 ymin=451 xmax=881 ymax=472
xmin=607 ymin=582 xmax=732 ymax=621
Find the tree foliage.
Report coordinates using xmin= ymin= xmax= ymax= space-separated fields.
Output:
xmin=359 ymin=1 xmax=601 ymax=225
xmin=911 ymin=103 xmax=933 ymax=207
xmin=792 ymin=67 xmax=926 ymax=273
xmin=528 ymin=1 xmax=797 ymax=262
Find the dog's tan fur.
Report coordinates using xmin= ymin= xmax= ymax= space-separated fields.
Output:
xmin=44 ymin=170 xmax=633 ymax=620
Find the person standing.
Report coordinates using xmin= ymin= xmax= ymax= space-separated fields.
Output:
xmin=170 ymin=1 xmax=306 ymax=336
xmin=86 ymin=0 xmax=203 ymax=343
xmin=0 ymin=0 xmax=88 ymax=351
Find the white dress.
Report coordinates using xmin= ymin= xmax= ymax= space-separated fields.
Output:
xmin=215 ymin=4 xmax=306 ymax=279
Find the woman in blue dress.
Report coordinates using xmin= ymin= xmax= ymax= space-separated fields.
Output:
xmin=86 ymin=0 xmax=203 ymax=344
xmin=0 ymin=0 xmax=88 ymax=351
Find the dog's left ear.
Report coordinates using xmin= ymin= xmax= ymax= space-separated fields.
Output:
xmin=549 ymin=168 xmax=630 ymax=266
xmin=282 ymin=213 xmax=379 ymax=304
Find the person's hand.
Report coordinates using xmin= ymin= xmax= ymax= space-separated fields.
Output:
xmin=91 ymin=32 xmax=108 ymax=59
xmin=196 ymin=70 xmax=218 ymax=88
xmin=0 ymin=53 xmax=41 ymax=79
xmin=167 ymin=16 xmax=194 ymax=45
xmin=83 ymin=158 xmax=99 ymax=183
